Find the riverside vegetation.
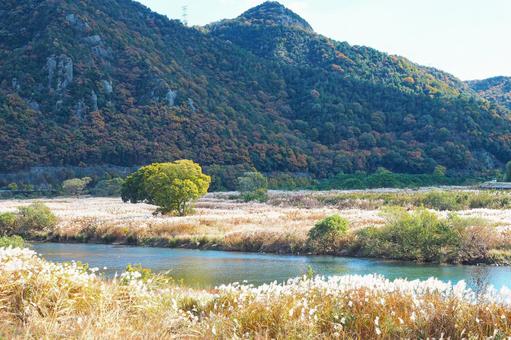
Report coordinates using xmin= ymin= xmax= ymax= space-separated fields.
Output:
xmin=0 ymin=247 xmax=510 ymax=339
xmin=1 ymin=189 xmax=511 ymax=265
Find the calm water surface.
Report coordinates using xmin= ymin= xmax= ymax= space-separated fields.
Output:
xmin=32 ymin=243 xmax=511 ymax=289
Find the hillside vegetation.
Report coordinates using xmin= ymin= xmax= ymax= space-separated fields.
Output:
xmin=468 ymin=76 xmax=511 ymax=110
xmin=1 ymin=0 xmax=510 ymax=177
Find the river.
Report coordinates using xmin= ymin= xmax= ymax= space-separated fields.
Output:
xmin=32 ymin=242 xmax=511 ymax=289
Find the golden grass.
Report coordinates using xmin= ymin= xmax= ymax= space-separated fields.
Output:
xmin=1 ymin=247 xmax=510 ymax=339
xmin=1 ymin=193 xmax=511 ymax=258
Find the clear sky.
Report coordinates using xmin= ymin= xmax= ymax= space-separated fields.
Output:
xmin=136 ymin=0 xmax=510 ymax=80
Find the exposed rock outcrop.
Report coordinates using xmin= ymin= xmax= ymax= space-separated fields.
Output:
xmin=102 ymin=80 xmax=113 ymax=94
xmin=165 ymin=89 xmax=177 ymax=106
xmin=46 ymin=55 xmax=73 ymax=92
xmin=65 ymin=13 xmax=90 ymax=32
xmin=91 ymin=90 xmax=98 ymax=111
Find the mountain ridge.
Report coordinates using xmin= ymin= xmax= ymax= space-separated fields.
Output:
xmin=467 ymin=76 xmax=511 ymax=110
xmin=0 ymin=0 xmax=510 ymax=177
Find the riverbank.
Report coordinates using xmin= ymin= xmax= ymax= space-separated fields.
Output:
xmin=2 ymin=191 xmax=511 ymax=265
xmin=1 ymin=247 xmax=510 ymax=339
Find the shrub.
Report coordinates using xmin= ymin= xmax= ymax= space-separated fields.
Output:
xmin=16 ymin=203 xmax=58 ymax=238
xmin=0 ymin=212 xmax=17 ymax=236
xmin=419 ymin=191 xmax=463 ymax=210
xmin=308 ymin=215 xmax=349 ymax=254
xmin=7 ymin=183 xmax=18 ymax=191
xmin=356 ymin=208 xmax=464 ymax=262
xmin=308 ymin=215 xmax=349 ymax=240
xmin=505 ymin=161 xmax=511 ymax=182
xmin=458 ymin=225 xmax=498 ymax=263
xmin=62 ymin=177 xmax=92 ymax=197
xmin=433 ymin=165 xmax=447 ymax=177
xmin=0 ymin=235 xmax=25 ymax=248
xmin=122 ymin=160 xmax=211 ymax=216
xmin=241 ymin=188 xmax=268 ymax=202
xmin=237 ymin=171 xmax=268 ymax=202
xmin=90 ymin=178 xmax=124 ymax=197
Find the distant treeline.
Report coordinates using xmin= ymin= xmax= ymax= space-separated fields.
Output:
xmin=0 ymin=164 xmax=490 ymax=198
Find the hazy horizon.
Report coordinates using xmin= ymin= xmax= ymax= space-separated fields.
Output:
xmin=136 ymin=0 xmax=510 ymax=81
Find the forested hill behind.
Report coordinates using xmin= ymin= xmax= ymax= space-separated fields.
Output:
xmin=467 ymin=77 xmax=511 ymax=110
xmin=1 ymin=0 xmax=510 ymax=178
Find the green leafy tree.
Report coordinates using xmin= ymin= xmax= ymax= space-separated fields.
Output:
xmin=122 ymin=160 xmax=211 ymax=216
xmin=62 ymin=177 xmax=92 ymax=197
xmin=505 ymin=161 xmax=511 ymax=182
xmin=237 ymin=171 xmax=268 ymax=202
xmin=433 ymin=165 xmax=447 ymax=177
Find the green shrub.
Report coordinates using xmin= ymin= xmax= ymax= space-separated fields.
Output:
xmin=62 ymin=177 xmax=92 ymax=197
xmin=16 ymin=203 xmax=58 ymax=238
xmin=90 ymin=178 xmax=124 ymax=197
xmin=237 ymin=171 xmax=268 ymax=202
xmin=307 ymin=215 xmax=349 ymax=254
xmin=419 ymin=191 xmax=464 ymax=210
xmin=241 ymin=188 xmax=268 ymax=202
xmin=505 ymin=161 xmax=511 ymax=182
xmin=308 ymin=215 xmax=349 ymax=241
xmin=356 ymin=208 xmax=464 ymax=262
xmin=0 ymin=212 xmax=17 ymax=236
xmin=433 ymin=165 xmax=447 ymax=177
xmin=0 ymin=235 xmax=25 ymax=248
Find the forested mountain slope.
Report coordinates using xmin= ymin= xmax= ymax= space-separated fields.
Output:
xmin=468 ymin=76 xmax=511 ymax=110
xmin=1 ymin=0 xmax=510 ymax=177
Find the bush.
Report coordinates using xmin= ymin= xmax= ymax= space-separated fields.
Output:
xmin=62 ymin=177 xmax=92 ymax=196
xmin=241 ymin=188 xmax=268 ymax=202
xmin=433 ymin=165 xmax=447 ymax=177
xmin=16 ymin=203 xmax=58 ymax=238
xmin=308 ymin=215 xmax=349 ymax=253
xmin=204 ymin=164 xmax=255 ymax=191
xmin=0 ymin=235 xmax=25 ymax=248
xmin=356 ymin=208 xmax=464 ymax=262
xmin=122 ymin=160 xmax=211 ymax=216
xmin=237 ymin=171 xmax=268 ymax=202
xmin=458 ymin=225 xmax=498 ymax=263
xmin=0 ymin=212 xmax=17 ymax=236
xmin=309 ymin=215 xmax=349 ymax=240
xmin=90 ymin=178 xmax=124 ymax=197
xmin=505 ymin=161 xmax=511 ymax=182
xmin=419 ymin=191 xmax=463 ymax=210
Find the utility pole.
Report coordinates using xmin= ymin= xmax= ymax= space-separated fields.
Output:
xmin=182 ymin=5 xmax=188 ymax=26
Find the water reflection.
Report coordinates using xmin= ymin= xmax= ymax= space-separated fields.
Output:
xmin=31 ymin=243 xmax=511 ymax=289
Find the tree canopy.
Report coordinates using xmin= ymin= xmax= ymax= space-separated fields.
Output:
xmin=121 ymin=160 xmax=211 ymax=216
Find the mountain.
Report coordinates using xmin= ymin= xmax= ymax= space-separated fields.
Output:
xmin=207 ymin=2 xmax=472 ymax=97
xmin=1 ymin=0 xmax=510 ymax=177
xmin=467 ymin=76 xmax=511 ymax=110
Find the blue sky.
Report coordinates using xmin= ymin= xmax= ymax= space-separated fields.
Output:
xmin=136 ymin=0 xmax=510 ymax=80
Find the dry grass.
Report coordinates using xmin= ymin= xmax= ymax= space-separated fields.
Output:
xmin=0 ymin=195 xmax=384 ymax=243
xmin=1 ymin=247 xmax=510 ymax=339
xmin=1 ymin=192 xmax=511 ymax=257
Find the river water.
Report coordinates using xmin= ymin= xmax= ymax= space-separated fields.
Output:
xmin=32 ymin=243 xmax=511 ymax=289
